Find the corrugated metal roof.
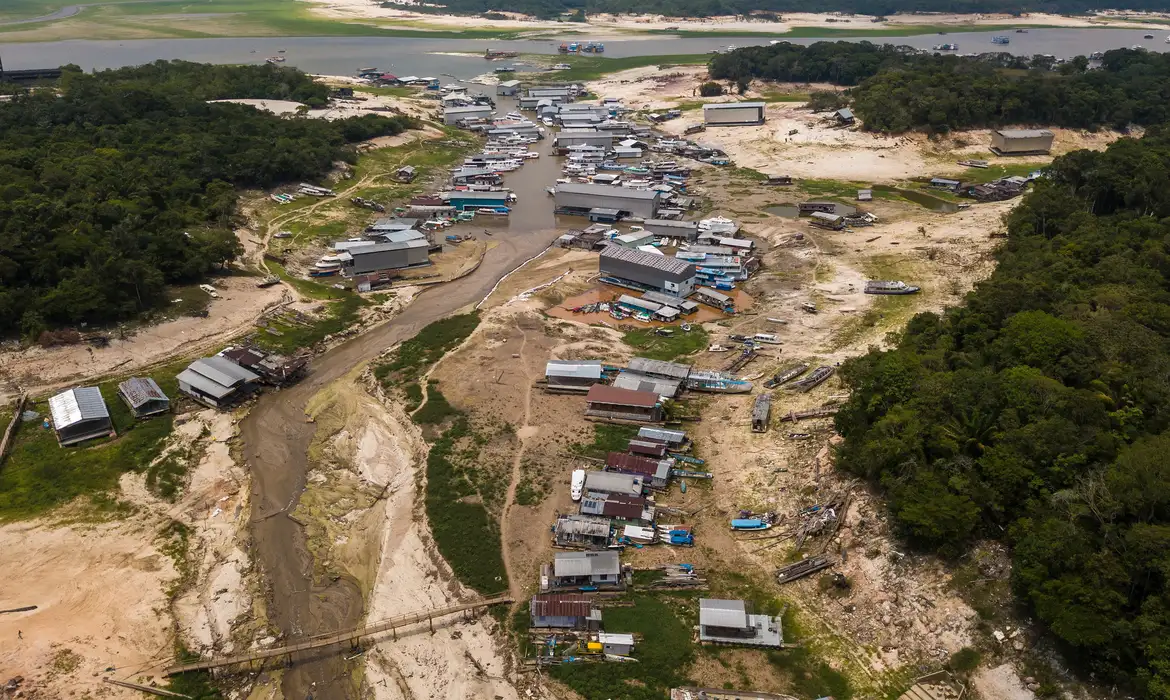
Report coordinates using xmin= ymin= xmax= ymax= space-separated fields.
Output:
xmin=554 ymin=550 xmax=621 ymax=577
xmin=599 ymin=632 xmax=635 ymax=645
xmin=695 ymin=288 xmax=731 ymax=303
xmin=700 ymin=599 xmax=749 ymax=629
xmin=49 ymin=387 xmax=109 ymax=428
xmin=703 ymin=102 xmax=766 ymax=110
xmin=585 ymin=384 xmax=660 ymax=408
xmin=177 ymin=368 xmax=234 ymax=399
xmin=117 ymin=377 xmax=168 ymax=408
xmin=605 ymin=451 xmax=662 ymax=475
xmin=445 ymin=105 xmax=493 ymax=114
xmin=627 ymin=357 xmax=691 ymax=380
xmin=601 ymin=245 xmax=695 ymax=276
xmin=996 ymin=129 xmax=1054 ymax=138
xmin=584 ymin=471 xmax=644 ymax=496
xmin=638 ymin=426 xmax=686 ymax=444
xmin=644 ymin=219 xmax=698 ymax=229
xmin=546 ymin=359 xmax=603 ymax=380
xmin=197 ymin=356 xmax=260 ymax=385
xmin=530 ymin=594 xmax=595 ymax=618
xmin=617 ymin=294 xmax=660 ymax=311
xmin=612 ymin=372 xmax=681 ymax=398
xmin=350 ymin=239 xmax=429 ymax=254
xmin=557 ymin=182 xmax=660 ymax=201
xmin=627 ymin=439 xmax=667 ymax=457
xmin=555 ymin=514 xmax=612 ymax=537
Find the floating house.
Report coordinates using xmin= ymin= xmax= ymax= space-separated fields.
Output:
xmin=555 ymin=182 xmax=662 ymax=219
xmin=530 ymin=593 xmax=602 ymax=629
xmin=698 ymin=599 xmax=784 ymax=647
xmin=49 ymin=387 xmax=113 ymax=446
xmin=177 ymin=356 xmax=261 ymax=409
xmin=117 ymin=377 xmax=170 ymax=418
xmin=554 ymin=514 xmax=613 ymax=548
xmin=584 ymin=385 xmax=663 ymax=423
xmin=583 ymin=470 xmax=645 ymax=499
xmin=551 ymin=550 xmax=623 ymax=588
xmin=703 ymin=102 xmax=766 ymax=126
xmin=599 ymin=246 xmax=696 ymax=297
xmin=604 ymin=451 xmax=672 ymax=489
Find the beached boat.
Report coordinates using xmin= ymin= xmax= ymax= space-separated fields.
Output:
xmin=764 ymin=363 xmax=809 ymax=389
xmin=788 ymin=365 xmax=835 ymax=393
xmin=570 ymin=469 xmax=585 ymax=501
xmin=686 ymin=369 xmax=752 ymax=394
xmin=864 ymin=280 xmax=920 ymax=295
xmin=731 ymin=518 xmax=772 ymax=531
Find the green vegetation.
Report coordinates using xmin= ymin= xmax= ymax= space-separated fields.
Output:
xmin=373 ymin=312 xmax=481 ymax=406
xmin=0 ymin=364 xmax=185 ymax=521
xmin=835 ymin=128 xmax=1170 ymax=697
xmin=425 ymin=413 xmax=508 ymax=594
xmin=949 ymin=647 xmax=982 ymax=672
xmin=0 ymin=61 xmax=415 ymax=336
xmin=413 ymin=383 xmax=461 ymax=425
xmin=254 ymin=293 xmax=366 ymax=354
xmin=165 ymin=645 xmax=223 ymax=699
xmin=622 ymin=326 xmax=709 ymax=362
xmin=712 ymin=42 xmax=1170 ymax=132
xmin=571 ymin=423 xmax=640 ymax=459
xmin=551 ymin=596 xmax=694 ymax=700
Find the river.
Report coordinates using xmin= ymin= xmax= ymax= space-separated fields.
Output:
xmin=1 ymin=26 xmax=1168 ymax=77
xmin=243 ymin=94 xmax=561 ymax=700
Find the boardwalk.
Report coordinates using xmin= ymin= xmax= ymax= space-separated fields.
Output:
xmin=165 ymin=595 xmax=513 ymax=675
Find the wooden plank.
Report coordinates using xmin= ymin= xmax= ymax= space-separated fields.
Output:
xmin=103 ymin=678 xmax=191 ymax=698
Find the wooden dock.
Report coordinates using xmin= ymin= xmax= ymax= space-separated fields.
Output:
xmin=164 ymin=594 xmax=512 ymax=676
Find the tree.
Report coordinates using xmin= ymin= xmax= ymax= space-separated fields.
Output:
xmin=699 ymin=81 xmax=724 ymax=97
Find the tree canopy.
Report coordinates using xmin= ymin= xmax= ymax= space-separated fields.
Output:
xmin=835 ymin=129 xmax=1170 ymax=697
xmin=0 ymin=61 xmax=416 ymax=336
xmin=711 ymin=42 xmax=1170 ymax=132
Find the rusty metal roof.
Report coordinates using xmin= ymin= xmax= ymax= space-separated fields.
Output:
xmin=585 ymin=384 xmax=659 ymax=408
xmin=530 ymin=594 xmax=595 ymax=618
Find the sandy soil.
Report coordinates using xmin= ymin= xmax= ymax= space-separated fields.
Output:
xmin=973 ymin=664 xmax=1038 ymax=700
xmin=0 ymin=275 xmax=288 ymax=401
xmin=0 ymin=409 xmax=256 ymax=699
xmin=297 ymin=0 xmax=1170 ymax=34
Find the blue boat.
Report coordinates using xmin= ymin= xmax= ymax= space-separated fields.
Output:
xmin=731 ymin=518 xmax=771 ymax=531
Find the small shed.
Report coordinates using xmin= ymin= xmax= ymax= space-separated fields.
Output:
xmin=809 ymin=211 xmax=844 ymax=230
xmin=584 ymin=384 xmax=663 ymax=423
xmin=751 ymin=393 xmax=772 ymax=433
xmin=930 ymin=177 xmax=962 ymax=191
xmin=117 ymin=377 xmax=170 ymax=418
xmin=835 ymin=107 xmax=855 ymax=124
xmin=49 ymin=387 xmax=113 ymax=446
xmin=396 ymin=165 xmax=416 ymax=183
xmin=496 ymin=79 xmax=521 ymax=96
xmin=599 ymin=632 xmax=635 ymax=656
xmin=546 ymin=359 xmax=604 ymax=392
xmin=530 ymin=594 xmax=602 ymax=629
xmin=857 ymin=189 xmax=873 ymax=201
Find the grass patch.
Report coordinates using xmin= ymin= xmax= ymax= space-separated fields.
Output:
xmin=267 ymin=260 xmax=350 ymax=300
xmin=252 ymin=292 xmax=365 ymax=354
xmin=0 ymin=366 xmax=184 ymax=521
xmin=166 ymin=644 xmax=224 ymax=699
xmin=800 ymin=178 xmax=871 ymax=199
xmin=760 ymin=89 xmax=811 ymax=103
xmin=412 ymin=382 xmax=461 ymax=426
xmin=551 ymin=595 xmax=694 ymax=700
xmin=425 ymin=414 xmax=507 ymax=594
xmin=570 ymin=423 xmax=640 ymax=459
xmin=622 ymin=325 xmax=708 ymax=362
xmin=373 ymin=312 xmax=480 ymax=389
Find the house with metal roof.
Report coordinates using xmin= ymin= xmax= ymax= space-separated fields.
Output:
xmin=49 ymin=387 xmax=113 ymax=446
xmin=703 ymin=102 xmax=766 ymax=126
xmin=641 ymin=290 xmax=699 ymax=315
xmin=599 ymin=245 xmax=696 ymax=297
xmin=835 ymin=107 xmax=855 ymax=124
xmin=551 ymin=550 xmax=623 ymax=588
xmin=220 ymin=346 xmax=308 ymax=386
xmin=583 ymin=471 xmax=645 ymax=500
xmin=579 ymin=493 xmax=654 ymax=522
xmin=612 ymin=372 xmax=682 ymax=400
xmin=599 ymin=632 xmax=635 ymax=656
xmin=643 ymin=219 xmax=700 ymax=241
xmin=442 ymin=104 xmax=493 ymax=126
xmin=584 ymin=384 xmax=663 ymax=423
xmin=117 ymin=377 xmax=170 ymax=418
xmin=627 ymin=438 xmax=667 ymax=458
xmin=554 ymin=514 xmax=613 ymax=548
xmin=638 ymin=426 xmax=687 ymax=447
xmin=177 ymin=356 xmax=261 ymax=409
xmin=627 ymin=357 xmax=691 ymax=381
xmin=698 ymin=599 xmax=784 ymax=647
xmin=990 ymin=128 xmax=1054 ymax=155
xmin=529 ymin=593 xmax=602 ymax=629
xmin=604 ymin=452 xmax=672 ymax=489
xmin=555 ymin=182 xmax=662 ymax=219
xmin=694 ymin=287 xmax=735 ymax=313
xmin=545 ymin=359 xmax=604 ymax=393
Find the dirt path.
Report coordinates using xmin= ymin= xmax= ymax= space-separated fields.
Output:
xmin=243 ymin=229 xmax=563 ymax=700
xmin=498 ymin=329 xmax=534 ymax=602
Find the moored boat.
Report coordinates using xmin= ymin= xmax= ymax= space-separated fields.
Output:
xmin=864 ymin=280 xmax=920 ymax=295
xmin=764 ymin=363 xmax=809 ymax=389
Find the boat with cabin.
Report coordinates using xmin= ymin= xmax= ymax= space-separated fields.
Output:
xmin=992 ymin=36 xmax=1010 ymax=45
xmin=788 ymin=365 xmax=835 ymax=393
xmin=932 ymin=43 xmax=959 ymax=51
xmin=731 ymin=518 xmax=772 ymax=531
xmin=764 ymin=364 xmax=809 ymax=389
xmin=864 ymin=280 xmax=920 ymax=295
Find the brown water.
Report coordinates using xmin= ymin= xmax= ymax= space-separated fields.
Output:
xmin=243 ymin=100 xmax=565 ymax=700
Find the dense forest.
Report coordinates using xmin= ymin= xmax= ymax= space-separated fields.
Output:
xmin=711 ymin=42 xmax=1170 ymax=131
xmin=835 ymin=130 xmax=1170 ymax=697
xmin=0 ymin=61 xmax=415 ymax=336
xmin=413 ymin=0 xmax=1170 ymax=19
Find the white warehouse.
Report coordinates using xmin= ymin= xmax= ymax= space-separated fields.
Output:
xmin=703 ymin=102 xmax=766 ymax=126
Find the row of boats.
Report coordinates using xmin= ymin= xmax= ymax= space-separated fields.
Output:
xmin=558 ymin=41 xmax=605 ymax=53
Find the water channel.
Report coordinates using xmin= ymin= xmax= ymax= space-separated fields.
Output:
xmin=2 ymin=26 xmax=1168 ymax=76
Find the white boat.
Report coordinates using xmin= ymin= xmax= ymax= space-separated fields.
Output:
xmin=570 ymin=469 xmax=585 ymax=501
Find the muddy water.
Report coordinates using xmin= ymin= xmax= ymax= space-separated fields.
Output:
xmin=243 ymin=105 xmax=564 ymax=700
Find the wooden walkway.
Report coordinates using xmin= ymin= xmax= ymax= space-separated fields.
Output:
xmin=164 ymin=594 xmax=512 ymax=676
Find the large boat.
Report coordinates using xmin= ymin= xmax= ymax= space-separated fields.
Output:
xmin=763 ymin=363 xmax=809 ymax=389
xmin=570 ymin=469 xmax=585 ymax=501
xmin=932 ymin=43 xmax=959 ymax=51
xmin=685 ymin=369 xmax=752 ymax=394
xmin=864 ymin=280 xmax=921 ymax=295
xmin=991 ymin=35 xmax=1010 ymax=45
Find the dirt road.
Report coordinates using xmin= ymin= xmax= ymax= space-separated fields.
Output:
xmin=243 ymin=228 xmax=562 ymax=700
